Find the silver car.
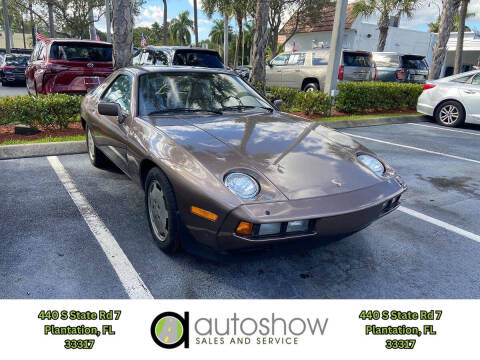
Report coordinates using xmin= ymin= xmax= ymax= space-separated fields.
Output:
xmin=417 ymin=70 xmax=480 ymax=127
xmin=266 ymin=49 xmax=376 ymax=92
xmin=372 ymin=52 xmax=429 ymax=83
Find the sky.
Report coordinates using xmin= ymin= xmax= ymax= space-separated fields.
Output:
xmin=95 ymin=0 xmax=480 ymax=42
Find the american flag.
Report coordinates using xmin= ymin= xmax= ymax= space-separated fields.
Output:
xmin=292 ymin=41 xmax=296 ymax=52
xmin=36 ymin=29 xmax=45 ymax=41
xmin=96 ymin=34 xmax=101 ymax=41
xmin=141 ymin=33 xmax=147 ymax=47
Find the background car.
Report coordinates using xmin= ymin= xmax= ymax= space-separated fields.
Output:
xmin=234 ymin=65 xmax=252 ymax=81
xmin=132 ymin=46 xmax=225 ymax=69
xmin=372 ymin=52 xmax=429 ymax=83
xmin=266 ymin=49 xmax=376 ymax=92
xmin=81 ymin=66 xmax=405 ymax=254
xmin=0 ymin=54 xmax=29 ymax=86
xmin=25 ymin=39 xmax=113 ymax=95
xmin=417 ymin=70 xmax=480 ymax=127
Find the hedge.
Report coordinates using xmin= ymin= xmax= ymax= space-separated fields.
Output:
xmin=335 ymin=82 xmax=423 ymax=114
xmin=267 ymin=86 xmax=333 ymax=116
xmin=0 ymin=94 xmax=82 ymax=128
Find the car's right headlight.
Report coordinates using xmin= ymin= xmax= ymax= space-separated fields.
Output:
xmin=224 ymin=172 xmax=260 ymax=199
xmin=357 ymin=154 xmax=385 ymax=177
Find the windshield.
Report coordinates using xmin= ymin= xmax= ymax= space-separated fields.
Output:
xmin=5 ymin=55 xmax=28 ymax=65
xmin=138 ymin=72 xmax=272 ymax=116
xmin=172 ymin=51 xmax=224 ymax=68
xmin=343 ymin=52 xmax=372 ymax=67
xmin=402 ymin=56 xmax=428 ymax=70
xmin=50 ymin=42 xmax=112 ymax=62
xmin=373 ymin=54 xmax=400 ymax=67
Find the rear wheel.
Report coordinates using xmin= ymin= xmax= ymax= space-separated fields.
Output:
xmin=303 ymin=82 xmax=319 ymax=92
xmin=145 ymin=167 xmax=180 ymax=253
xmin=85 ymin=124 xmax=108 ymax=168
xmin=434 ymin=100 xmax=465 ymax=127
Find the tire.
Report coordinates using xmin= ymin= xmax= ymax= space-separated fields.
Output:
xmin=85 ymin=124 xmax=108 ymax=168
xmin=145 ymin=167 xmax=180 ymax=253
xmin=434 ymin=100 xmax=465 ymax=127
xmin=303 ymin=82 xmax=319 ymax=92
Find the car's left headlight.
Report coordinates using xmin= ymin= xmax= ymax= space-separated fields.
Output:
xmin=224 ymin=172 xmax=260 ymax=199
xmin=357 ymin=154 xmax=385 ymax=177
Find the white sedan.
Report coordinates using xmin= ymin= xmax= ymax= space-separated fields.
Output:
xmin=417 ymin=70 xmax=480 ymax=127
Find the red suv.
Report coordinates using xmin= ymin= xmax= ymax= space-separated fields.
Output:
xmin=26 ymin=39 xmax=113 ymax=95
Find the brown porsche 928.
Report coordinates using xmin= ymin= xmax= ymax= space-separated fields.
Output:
xmin=80 ymin=66 xmax=406 ymax=253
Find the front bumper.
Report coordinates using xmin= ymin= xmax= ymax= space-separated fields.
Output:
xmin=210 ymin=178 xmax=406 ymax=251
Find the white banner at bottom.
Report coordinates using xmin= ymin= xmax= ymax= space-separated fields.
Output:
xmin=0 ymin=300 xmax=476 ymax=358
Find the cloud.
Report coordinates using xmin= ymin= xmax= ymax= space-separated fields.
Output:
xmin=135 ymin=5 xmax=164 ymax=27
xmin=188 ymin=0 xmax=204 ymax=9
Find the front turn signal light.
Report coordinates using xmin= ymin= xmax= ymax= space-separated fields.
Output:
xmin=191 ymin=206 xmax=218 ymax=222
xmin=236 ymin=221 xmax=253 ymax=235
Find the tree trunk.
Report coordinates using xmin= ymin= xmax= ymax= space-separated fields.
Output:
xmin=112 ymin=0 xmax=134 ymax=69
xmin=2 ymin=0 xmax=10 ymax=52
xmin=162 ymin=0 xmax=168 ymax=45
xmin=234 ymin=10 xmax=242 ymax=68
xmin=269 ymin=27 xmax=279 ymax=58
xmin=430 ymin=0 xmax=462 ymax=79
xmin=88 ymin=8 xmax=96 ymax=40
xmin=454 ymin=0 xmax=468 ymax=74
xmin=193 ymin=0 xmax=198 ymax=46
xmin=22 ymin=16 xmax=26 ymax=48
xmin=47 ymin=0 xmax=55 ymax=37
xmin=376 ymin=12 xmax=390 ymax=52
xmin=29 ymin=0 xmax=35 ymax=46
xmin=251 ymin=0 xmax=269 ymax=86
xmin=105 ymin=0 xmax=112 ymax=42
xmin=223 ymin=12 xmax=229 ymax=67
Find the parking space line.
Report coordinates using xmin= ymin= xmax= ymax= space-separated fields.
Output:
xmin=399 ymin=206 xmax=480 ymax=244
xmin=47 ymin=156 xmax=153 ymax=299
xmin=344 ymin=133 xmax=480 ymax=165
xmin=408 ymin=123 xmax=480 ymax=136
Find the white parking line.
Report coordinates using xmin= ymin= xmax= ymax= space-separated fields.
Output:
xmin=344 ymin=133 xmax=480 ymax=165
xmin=399 ymin=206 xmax=480 ymax=243
xmin=408 ymin=122 xmax=480 ymax=136
xmin=47 ymin=156 xmax=153 ymax=299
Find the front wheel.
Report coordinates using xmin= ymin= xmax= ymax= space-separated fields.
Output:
xmin=435 ymin=100 xmax=465 ymax=127
xmin=303 ymin=82 xmax=319 ymax=92
xmin=85 ymin=124 xmax=108 ymax=167
xmin=145 ymin=167 xmax=180 ymax=253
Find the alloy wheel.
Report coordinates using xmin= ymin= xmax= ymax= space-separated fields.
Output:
xmin=87 ymin=128 xmax=95 ymax=162
xmin=439 ymin=105 xmax=459 ymax=125
xmin=148 ymin=180 xmax=169 ymax=242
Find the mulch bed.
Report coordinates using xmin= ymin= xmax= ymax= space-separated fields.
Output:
xmin=0 ymin=122 xmax=84 ymax=144
xmin=290 ymin=108 xmax=419 ymax=120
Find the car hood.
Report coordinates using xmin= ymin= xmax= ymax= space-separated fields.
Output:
xmin=150 ymin=112 xmax=384 ymax=200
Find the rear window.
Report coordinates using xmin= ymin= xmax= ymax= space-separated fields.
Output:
xmin=5 ymin=55 xmax=28 ymax=65
xmin=373 ymin=54 xmax=400 ymax=67
xmin=402 ymin=56 xmax=428 ymax=70
xmin=343 ymin=52 xmax=372 ymax=67
xmin=50 ymin=42 xmax=112 ymax=62
xmin=172 ymin=50 xmax=224 ymax=68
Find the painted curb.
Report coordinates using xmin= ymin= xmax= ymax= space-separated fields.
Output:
xmin=321 ymin=115 xmax=429 ymax=129
xmin=0 ymin=141 xmax=86 ymax=160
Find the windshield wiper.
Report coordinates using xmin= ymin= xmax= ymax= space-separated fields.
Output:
xmin=221 ymin=105 xmax=273 ymax=113
xmin=148 ymin=108 xmax=223 ymax=115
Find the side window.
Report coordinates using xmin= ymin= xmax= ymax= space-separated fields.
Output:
xmin=451 ymin=75 xmax=472 ymax=83
xmin=312 ymin=52 xmax=328 ymax=66
xmin=132 ymin=50 xmax=143 ymax=65
xmin=271 ymin=53 xmax=290 ymax=66
xmin=31 ymin=43 xmax=40 ymax=62
xmin=288 ymin=53 xmax=305 ymax=66
xmin=101 ymin=75 xmax=133 ymax=114
xmin=38 ymin=43 xmax=46 ymax=60
xmin=144 ymin=51 xmax=155 ymax=65
xmin=471 ymin=74 xmax=480 ymax=85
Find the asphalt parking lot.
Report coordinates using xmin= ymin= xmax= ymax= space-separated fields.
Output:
xmin=1 ymin=121 xmax=479 ymax=299
xmin=0 ymin=84 xmax=27 ymax=97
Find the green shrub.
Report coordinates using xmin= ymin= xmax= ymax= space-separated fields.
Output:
xmin=335 ymin=82 xmax=423 ymax=114
xmin=294 ymin=91 xmax=332 ymax=116
xmin=0 ymin=94 xmax=82 ymax=128
xmin=267 ymin=86 xmax=300 ymax=111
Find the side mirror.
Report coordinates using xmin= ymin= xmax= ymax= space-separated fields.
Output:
xmin=98 ymin=102 xmax=127 ymax=124
xmin=268 ymin=62 xmax=273 ymax=68
xmin=273 ymin=99 xmax=283 ymax=109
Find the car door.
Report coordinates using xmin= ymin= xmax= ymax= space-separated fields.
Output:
xmin=96 ymin=73 xmax=134 ymax=171
xmin=25 ymin=42 xmax=44 ymax=94
xmin=282 ymin=53 xmax=306 ymax=88
xmin=266 ymin=53 xmax=290 ymax=87
xmin=460 ymin=74 xmax=480 ymax=123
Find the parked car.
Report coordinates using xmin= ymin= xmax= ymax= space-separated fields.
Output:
xmin=234 ymin=65 xmax=252 ymax=81
xmin=80 ymin=66 xmax=406 ymax=253
xmin=26 ymin=39 xmax=113 ymax=95
xmin=266 ymin=49 xmax=376 ymax=92
xmin=132 ymin=46 xmax=225 ymax=69
xmin=0 ymin=54 xmax=29 ymax=86
xmin=417 ymin=70 xmax=480 ymax=127
xmin=372 ymin=52 xmax=429 ymax=83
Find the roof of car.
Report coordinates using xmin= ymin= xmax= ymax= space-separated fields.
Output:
xmin=372 ymin=52 xmax=426 ymax=58
xmin=144 ymin=45 xmax=220 ymax=53
xmin=40 ymin=38 xmax=112 ymax=46
xmin=125 ymin=65 xmax=234 ymax=76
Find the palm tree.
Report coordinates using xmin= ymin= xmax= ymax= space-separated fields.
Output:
xmin=428 ymin=11 xmax=474 ymax=32
xmin=112 ymin=0 xmax=134 ymax=68
xmin=209 ymin=18 xmax=232 ymax=58
xmin=251 ymin=0 xmax=269 ymax=87
xmin=352 ymin=0 xmax=419 ymax=52
xmin=170 ymin=10 xmax=194 ymax=45
xmin=193 ymin=0 xmax=199 ymax=46
xmin=162 ymin=0 xmax=168 ymax=45
xmin=430 ymin=0 xmax=462 ymax=79
xmin=454 ymin=0 xmax=470 ymax=74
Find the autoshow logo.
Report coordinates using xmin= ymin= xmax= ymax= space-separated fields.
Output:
xmin=151 ymin=312 xmax=189 ymax=349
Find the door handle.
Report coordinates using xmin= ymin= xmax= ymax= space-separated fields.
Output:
xmin=464 ymin=90 xmax=475 ymax=94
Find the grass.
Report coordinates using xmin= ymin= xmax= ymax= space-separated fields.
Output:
xmin=0 ymin=135 xmax=84 ymax=146
xmin=313 ymin=112 xmax=421 ymax=122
